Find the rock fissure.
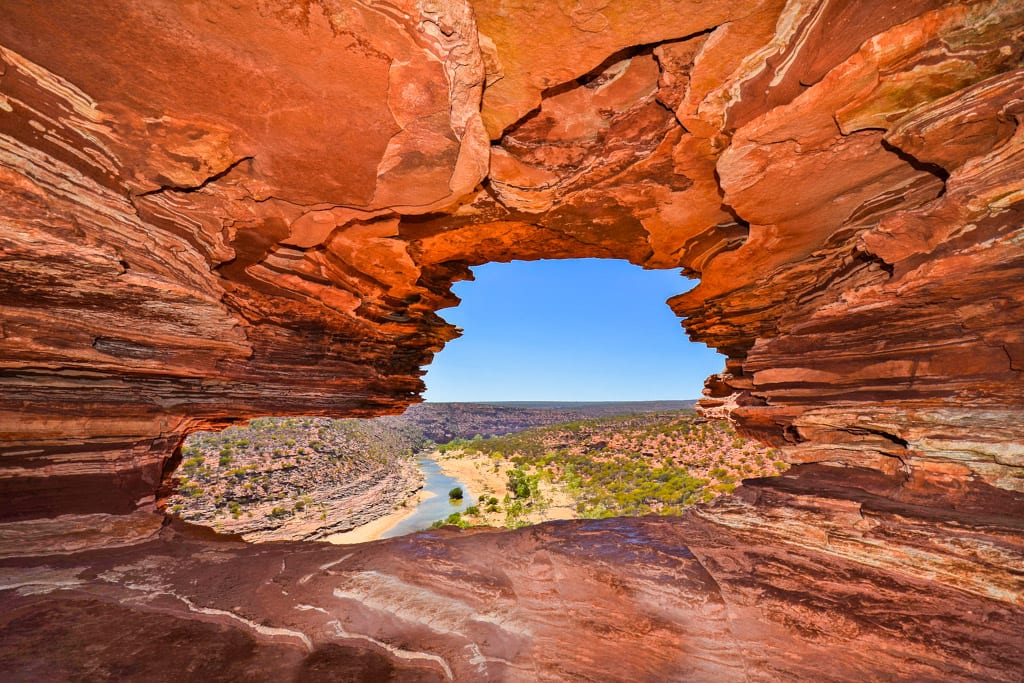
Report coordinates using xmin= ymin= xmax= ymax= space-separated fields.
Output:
xmin=133 ymin=156 xmax=256 ymax=199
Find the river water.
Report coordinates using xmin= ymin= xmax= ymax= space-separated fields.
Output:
xmin=380 ymin=453 xmax=473 ymax=539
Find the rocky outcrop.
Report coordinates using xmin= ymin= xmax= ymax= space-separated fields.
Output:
xmin=166 ymin=417 xmax=424 ymax=542
xmin=1 ymin=0 xmax=1023 ymax=679
xmin=0 ymin=0 xmax=487 ymax=534
xmin=1 ymin=506 xmax=1020 ymax=682
xmin=2 ymin=0 xmax=1020 ymax=528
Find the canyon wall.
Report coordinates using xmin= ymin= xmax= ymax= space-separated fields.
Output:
xmin=1 ymin=0 xmax=1022 ymax=679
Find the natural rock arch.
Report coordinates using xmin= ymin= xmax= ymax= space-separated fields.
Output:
xmin=2 ymin=0 xmax=1021 ymax=532
xmin=1 ymin=1 xmax=1022 ymax=679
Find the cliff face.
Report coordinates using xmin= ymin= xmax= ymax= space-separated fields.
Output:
xmin=1 ymin=0 xmax=1022 ymax=678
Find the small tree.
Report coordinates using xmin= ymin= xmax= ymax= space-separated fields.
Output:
xmin=448 ymin=486 xmax=463 ymax=500
xmin=507 ymin=468 xmax=533 ymax=499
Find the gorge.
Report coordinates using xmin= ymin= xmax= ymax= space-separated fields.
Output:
xmin=1 ymin=0 xmax=1023 ymax=680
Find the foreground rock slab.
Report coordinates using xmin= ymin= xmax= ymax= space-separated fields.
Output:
xmin=3 ymin=468 xmax=1022 ymax=682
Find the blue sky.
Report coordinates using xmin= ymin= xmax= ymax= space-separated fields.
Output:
xmin=421 ymin=259 xmax=724 ymax=402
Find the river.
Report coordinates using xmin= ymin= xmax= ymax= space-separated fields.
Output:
xmin=379 ymin=453 xmax=474 ymax=538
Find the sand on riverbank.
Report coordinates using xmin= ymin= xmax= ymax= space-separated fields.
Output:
xmin=324 ymin=489 xmax=435 ymax=545
xmin=433 ymin=450 xmax=578 ymax=526
xmin=432 ymin=451 xmax=506 ymax=502
xmin=326 ymin=449 xmax=580 ymax=543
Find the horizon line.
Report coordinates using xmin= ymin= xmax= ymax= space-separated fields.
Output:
xmin=420 ymin=398 xmax=700 ymax=404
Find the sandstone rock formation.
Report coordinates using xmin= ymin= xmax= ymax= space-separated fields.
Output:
xmin=2 ymin=513 xmax=1021 ymax=682
xmin=1 ymin=0 xmax=1022 ymax=679
xmin=167 ymin=416 xmax=424 ymax=542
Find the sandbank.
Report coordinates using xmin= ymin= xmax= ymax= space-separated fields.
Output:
xmin=434 ymin=450 xmax=578 ymax=526
xmin=324 ymin=489 xmax=435 ymax=545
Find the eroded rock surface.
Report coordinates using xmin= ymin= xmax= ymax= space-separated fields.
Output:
xmin=1 ymin=486 xmax=1021 ymax=682
xmin=167 ymin=417 xmax=424 ymax=542
xmin=1 ymin=0 xmax=1023 ymax=679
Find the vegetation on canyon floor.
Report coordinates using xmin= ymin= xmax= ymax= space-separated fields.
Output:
xmin=167 ymin=416 xmax=422 ymax=539
xmin=167 ymin=405 xmax=785 ymax=539
xmin=430 ymin=411 xmax=786 ymax=530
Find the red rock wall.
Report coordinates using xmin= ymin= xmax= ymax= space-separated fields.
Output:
xmin=0 ymin=0 xmax=1021 ymax=582
xmin=1 ymin=1 xmax=1023 ymax=678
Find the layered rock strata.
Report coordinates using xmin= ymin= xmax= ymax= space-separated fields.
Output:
xmin=165 ymin=417 xmax=425 ymax=542
xmin=2 ymin=0 xmax=1021 ymax=528
xmin=1 ymin=494 xmax=1020 ymax=682
xmin=1 ymin=0 xmax=1023 ymax=679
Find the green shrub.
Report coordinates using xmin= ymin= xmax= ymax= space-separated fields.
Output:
xmin=182 ymin=456 xmax=205 ymax=471
xmin=431 ymin=512 xmax=469 ymax=529
xmin=507 ymin=468 xmax=534 ymax=499
xmin=179 ymin=482 xmax=203 ymax=498
xmin=448 ymin=486 xmax=463 ymax=500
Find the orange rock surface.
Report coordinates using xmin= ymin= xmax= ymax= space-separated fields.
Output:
xmin=1 ymin=0 xmax=1022 ymax=679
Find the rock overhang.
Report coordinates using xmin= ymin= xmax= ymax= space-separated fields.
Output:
xmin=0 ymin=0 xmax=1021 ymax=605
xmin=1 ymin=1 xmax=1023 ymax=679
